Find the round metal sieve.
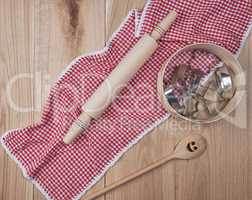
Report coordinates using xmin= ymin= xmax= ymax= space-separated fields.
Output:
xmin=157 ymin=43 xmax=246 ymax=124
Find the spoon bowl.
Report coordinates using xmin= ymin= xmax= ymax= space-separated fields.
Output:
xmin=173 ymin=134 xmax=207 ymax=160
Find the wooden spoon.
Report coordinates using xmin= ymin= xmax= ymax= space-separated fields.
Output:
xmin=84 ymin=134 xmax=207 ymax=200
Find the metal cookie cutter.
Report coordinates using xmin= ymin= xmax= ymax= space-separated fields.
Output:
xmin=196 ymin=69 xmax=216 ymax=97
xmin=215 ymin=65 xmax=234 ymax=99
xmin=164 ymin=86 xmax=185 ymax=114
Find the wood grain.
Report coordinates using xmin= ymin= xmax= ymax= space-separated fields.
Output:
xmin=249 ymin=32 xmax=252 ymax=200
xmin=0 ymin=0 xmax=251 ymax=200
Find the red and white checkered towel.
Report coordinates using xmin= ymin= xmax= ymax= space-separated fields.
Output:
xmin=1 ymin=0 xmax=251 ymax=199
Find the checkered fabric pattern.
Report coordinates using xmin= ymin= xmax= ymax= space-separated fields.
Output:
xmin=1 ymin=0 xmax=251 ymax=200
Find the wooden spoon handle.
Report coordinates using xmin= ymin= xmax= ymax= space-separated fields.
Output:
xmin=84 ymin=154 xmax=175 ymax=200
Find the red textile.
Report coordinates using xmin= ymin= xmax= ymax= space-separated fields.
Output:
xmin=1 ymin=0 xmax=251 ymax=199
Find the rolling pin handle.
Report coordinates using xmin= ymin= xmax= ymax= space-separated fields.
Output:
xmin=151 ymin=10 xmax=177 ymax=40
xmin=63 ymin=113 xmax=92 ymax=144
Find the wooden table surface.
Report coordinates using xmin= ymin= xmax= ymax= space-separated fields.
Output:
xmin=0 ymin=1 xmax=251 ymax=200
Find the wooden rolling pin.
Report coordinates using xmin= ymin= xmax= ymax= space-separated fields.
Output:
xmin=63 ymin=11 xmax=177 ymax=144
